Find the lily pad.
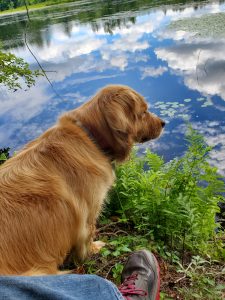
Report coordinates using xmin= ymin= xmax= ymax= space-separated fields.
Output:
xmin=168 ymin=12 xmax=225 ymax=39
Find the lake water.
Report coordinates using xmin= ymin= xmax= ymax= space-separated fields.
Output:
xmin=0 ymin=0 xmax=225 ymax=176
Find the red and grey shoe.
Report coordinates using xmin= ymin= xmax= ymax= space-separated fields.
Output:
xmin=118 ymin=250 xmax=160 ymax=300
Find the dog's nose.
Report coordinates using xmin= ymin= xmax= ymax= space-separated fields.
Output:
xmin=161 ymin=120 xmax=166 ymax=128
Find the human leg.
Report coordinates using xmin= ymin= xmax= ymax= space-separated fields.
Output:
xmin=0 ymin=274 xmax=123 ymax=300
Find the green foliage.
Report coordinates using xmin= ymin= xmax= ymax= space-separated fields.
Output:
xmin=0 ymin=0 xmax=42 ymax=11
xmin=0 ymin=148 xmax=10 ymax=165
xmin=169 ymin=11 xmax=225 ymax=39
xmin=177 ymin=256 xmax=225 ymax=299
xmin=0 ymin=0 xmax=76 ymax=12
xmin=160 ymin=292 xmax=173 ymax=300
xmin=100 ymin=235 xmax=148 ymax=258
xmin=0 ymin=0 xmax=211 ymax=14
xmin=106 ymin=126 xmax=225 ymax=258
xmin=0 ymin=51 xmax=41 ymax=91
xmin=112 ymin=262 xmax=123 ymax=283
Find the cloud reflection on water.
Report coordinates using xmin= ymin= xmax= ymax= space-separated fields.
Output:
xmin=156 ymin=39 xmax=225 ymax=101
xmin=0 ymin=0 xmax=225 ymax=176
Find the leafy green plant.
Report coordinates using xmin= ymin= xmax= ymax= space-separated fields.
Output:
xmin=84 ymin=259 xmax=97 ymax=274
xmin=109 ymin=239 xmax=132 ymax=257
xmin=0 ymin=148 xmax=10 ymax=165
xmin=112 ymin=262 xmax=124 ymax=283
xmin=0 ymin=51 xmax=41 ymax=91
xmin=106 ymin=126 xmax=225 ymax=259
xmin=100 ymin=235 xmax=148 ymax=258
xmin=160 ymin=292 xmax=174 ymax=300
xmin=177 ymin=256 xmax=225 ymax=299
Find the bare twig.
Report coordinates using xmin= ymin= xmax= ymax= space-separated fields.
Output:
xmin=114 ymin=230 xmax=129 ymax=235
xmin=105 ymin=265 xmax=114 ymax=279
xmin=196 ymin=49 xmax=202 ymax=88
xmin=174 ymin=262 xmax=193 ymax=284
xmin=95 ymin=263 xmax=111 ymax=274
xmin=24 ymin=0 xmax=31 ymax=21
xmin=100 ymin=232 xmax=118 ymax=236
xmin=23 ymin=0 xmax=65 ymax=102
xmin=174 ymin=274 xmax=187 ymax=284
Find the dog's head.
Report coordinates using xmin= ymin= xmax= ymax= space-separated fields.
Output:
xmin=64 ymin=85 xmax=165 ymax=162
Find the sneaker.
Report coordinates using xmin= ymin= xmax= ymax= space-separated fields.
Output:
xmin=118 ymin=250 xmax=160 ymax=300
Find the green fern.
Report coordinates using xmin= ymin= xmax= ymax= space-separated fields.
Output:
xmin=106 ymin=126 xmax=225 ymax=259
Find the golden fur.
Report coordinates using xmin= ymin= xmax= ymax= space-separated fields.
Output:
xmin=0 ymin=85 xmax=164 ymax=275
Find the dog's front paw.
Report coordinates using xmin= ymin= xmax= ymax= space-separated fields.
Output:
xmin=90 ymin=241 xmax=106 ymax=254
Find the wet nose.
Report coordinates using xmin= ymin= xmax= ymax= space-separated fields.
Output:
xmin=161 ymin=120 xmax=166 ymax=128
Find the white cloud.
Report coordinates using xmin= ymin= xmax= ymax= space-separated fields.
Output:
xmin=0 ymin=83 xmax=90 ymax=150
xmin=0 ymin=80 xmax=52 ymax=149
xmin=155 ymin=3 xmax=225 ymax=100
xmin=31 ymin=36 xmax=106 ymax=63
xmin=99 ymin=17 xmax=159 ymax=70
xmin=156 ymin=40 xmax=225 ymax=101
xmin=141 ymin=66 xmax=168 ymax=79
xmin=172 ymin=122 xmax=225 ymax=176
xmin=0 ymin=79 xmax=50 ymax=120
xmin=166 ymin=2 xmax=224 ymax=21
xmin=64 ymin=74 xmax=120 ymax=87
xmin=12 ymin=15 xmax=159 ymax=77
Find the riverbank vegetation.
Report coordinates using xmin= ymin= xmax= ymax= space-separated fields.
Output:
xmin=107 ymin=127 xmax=225 ymax=260
xmin=0 ymin=0 xmax=212 ymax=15
xmin=90 ymin=126 xmax=225 ymax=299
xmin=0 ymin=0 xmax=75 ymax=12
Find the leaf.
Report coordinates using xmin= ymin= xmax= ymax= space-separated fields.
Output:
xmin=162 ymin=209 xmax=176 ymax=215
xmin=120 ymin=246 xmax=132 ymax=253
xmin=106 ymin=125 xmax=225 ymax=258
xmin=112 ymin=250 xmax=121 ymax=257
xmin=0 ymin=50 xmax=41 ymax=91
xmin=0 ymin=153 xmax=7 ymax=161
xmin=101 ymin=249 xmax=111 ymax=257
xmin=216 ymin=284 xmax=225 ymax=290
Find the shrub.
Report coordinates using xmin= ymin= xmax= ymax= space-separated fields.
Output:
xmin=106 ymin=126 xmax=225 ymax=258
xmin=0 ymin=147 xmax=10 ymax=165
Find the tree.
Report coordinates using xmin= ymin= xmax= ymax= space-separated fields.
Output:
xmin=0 ymin=50 xmax=41 ymax=91
xmin=0 ymin=0 xmax=46 ymax=11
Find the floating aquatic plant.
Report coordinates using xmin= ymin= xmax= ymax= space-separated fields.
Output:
xmin=154 ymin=101 xmax=188 ymax=120
xmin=154 ymin=96 xmax=214 ymax=122
xmin=168 ymin=12 xmax=225 ymax=39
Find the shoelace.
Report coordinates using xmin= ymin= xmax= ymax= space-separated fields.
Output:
xmin=118 ymin=273 xmax=148 ymax=300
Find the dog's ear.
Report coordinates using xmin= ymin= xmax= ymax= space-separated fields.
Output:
xmin=96 ymin=87 xmax=138 ymax=161
xmin=97 ymin=87 xmax=137 ymax=137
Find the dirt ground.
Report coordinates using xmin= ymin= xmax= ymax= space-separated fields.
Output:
xmin=64 ymin=221 xmax=225 ymax=300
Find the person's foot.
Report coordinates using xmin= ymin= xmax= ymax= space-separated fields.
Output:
xmin=118 ymin=250 xmax=160 ymax=300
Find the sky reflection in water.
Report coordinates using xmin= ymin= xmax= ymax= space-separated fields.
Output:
xmin=0 ymin=0 xmax=225 ymax=176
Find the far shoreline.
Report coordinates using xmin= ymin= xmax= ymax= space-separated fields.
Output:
xmin=0 ymin=0 xmax=75 ymax=16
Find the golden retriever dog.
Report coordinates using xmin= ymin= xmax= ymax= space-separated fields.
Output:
xmin=0 ymin=85 xmax=165 ymax=275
